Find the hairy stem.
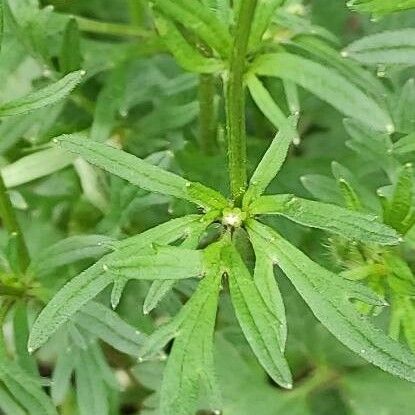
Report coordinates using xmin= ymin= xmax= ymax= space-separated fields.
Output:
xmin=199 ymin=74 xmax=218 ymax=155
xmin=226 ymin=0 xmax=258 ymax=202
xmin=0 ymin=174 xmax=30 ymax=274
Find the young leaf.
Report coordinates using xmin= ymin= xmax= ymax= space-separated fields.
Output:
xmin=159 ymin=246 xmax=222 ymax=415
xmin=249 ymin=0 xmax=283 ymax=50
xmin=0 ymin=70 xmax=86 ymax=117
xmin=243 ymin=124 xmax=295 ymax=207
xmin=55 ymin=134 xmax=228 ymax=210
xmin=75 ymin=302 xmax=144 ymax=356
xmin=344 ymin=29 xmax=415 ymax=66
xmin=252 ymin=52 xmax=394 ymax=132
xmin=154 ymin=15 xmax=224 ymax=73
xmin=249 ymin=194 xmax=400 ymax=245
xmin=222 ymin=242 xmax=292 ymax=389
xmin=60 ymin=18 xmax=82 ymax=74
xmin=247 ymin=220 xmax=415 ymax=383
xmin=154 ymin=0 xmax=231 ymax=57
xmin=29 ymin=216 xmax=206 ymax=351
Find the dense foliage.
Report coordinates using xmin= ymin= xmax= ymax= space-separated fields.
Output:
xmin=0 ymin=1 xmax=415 ymax=414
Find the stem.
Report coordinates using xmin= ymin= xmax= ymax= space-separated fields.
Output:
xmin=226 ymin=0 xmax=258 ymax=202
xmin=199 ymin=74 xmax=218 ymax=155
xmin=0 ymin=174 xmax=30 ymax=274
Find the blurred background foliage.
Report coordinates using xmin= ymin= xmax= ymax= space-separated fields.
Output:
xmin=0 ymin=0 xmax=414 ymax=414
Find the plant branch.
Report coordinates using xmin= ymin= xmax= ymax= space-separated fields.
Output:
xmin=0 ymin=174 xmax=30 ymax=274
xmin=199 ymin=74 xmax=218 ymax=155
xmin=226 ymin=0 xmax=258 ymax=202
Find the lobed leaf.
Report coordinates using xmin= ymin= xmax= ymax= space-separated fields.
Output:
xmin=223 ymin=242 xmax=292 ymax=389
xmin=247 ymin=220 xmax=415 ymax=383
xmin=0 ymin=70 xmax=86 ymax=117
xmin=252 ymin=52 xmax=394 ymax=132
xmin=344 ymin=29 xmax=415 ymax=66
xmin=56 ymin=134 xmax=228 ymax=210
xmin=159 ymin=244 xmax=222 ymax=415
xmin=250 ymin=194 xmax=400 ymax=245
xmin=28 ymin=216 xmax=206 ymax=351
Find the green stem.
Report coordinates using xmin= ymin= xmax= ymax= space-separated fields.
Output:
xmin=0 ymin=174 xmax=30 ymax=274
xmin=199 ymin=74 xmax=218 ymax=155
xmin=226 ymin=0 xmax=258 ymax=202
xmin=74 ymin=16 xmax=151 ymax=38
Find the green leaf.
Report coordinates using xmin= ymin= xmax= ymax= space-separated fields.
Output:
xmin=344 ymin=29 xmax=415 ymax=66
xmin=75 ymin=349 xmax=109 ymax=415
xmin=251 ymin=238 xmax=287 ymax=349
xmin=247 ymin=220 xmax=415 ymax=383
xmin=0 ymin=147 xmax=76 ymax=188
xmin=29 ymin=215 xmax=205 ymax=351
xmin=250 ymin=194 xmax=400 ymax=245
xmin=108 ymin=246 xmax=204 ymax=281
xmin=249 ymin=0 xmax=283 ymax=50
xmin=75 ymin=302 xmax=144 ymax=356
xmin=60 ymin=18 xmax=82 ymax=74
xmin=0 ymin=385 xmax=26 ymax=415
xmin=159 ymin=245 xmax=222 ymax=415
xmin=51 ymin=348 xmax=74 ymax=405
xmin=222 ymin=242 xmax=292 ymax=389
xmin=0 ymin=0 xmax=4 ymax=53
xmin=394 ymin=133 xmax=415 ymax=156
xmin=55 ymin=134 xmax=228 ymax=210
xmin=347 ymin=0 xmax=415 ymax=16
xmin=30 ymin=234 xmax=115 ymax=276
xmin=247 ymin=74 xmax=298 ymax=136
xmin=154 ymin=15 xmax=224 ymax=73
xmin=243 ymin=124 xmax=294 ymax=207
xmin=252 ymin=52 xmax=394 ymax=132
xmin=0 ymin=70 xmax=86 ymax=117
xmin=13 ymin=303 xmax=38 ymax=375
xmin=154 ymin=0 xmax=231 ymax=57
xmin=0 ymin=352 xmax=58 ymax=415
xmin=383 ymin=163 xmax=414 ymax=233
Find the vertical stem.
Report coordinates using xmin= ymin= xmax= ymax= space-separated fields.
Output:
xmin=226 ymin=0 xmax=258 ymax=203
xmin=0 ymin=174 xmax=30 ymax=274
xmin=199 ymin=73 xmax=218 ymax=155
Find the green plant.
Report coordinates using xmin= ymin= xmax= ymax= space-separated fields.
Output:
xmin=1 ymin=1 xmax=415 ymax=414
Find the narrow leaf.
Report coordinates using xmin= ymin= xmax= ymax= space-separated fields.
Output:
xmin=0 ymin=70 xmax=86 ymax=117
xmin=60 ymin=18 xmax=82 ymax=74
xmin=51 ymin=349 xmax=75 ymax=405
xmin=243 ymin=125 xmax=295 ymax=207
xmin=344 ymin=29 xmax=415 ymax=66
xmin=0 ymin=385 xmax=26 ymax=415
xmin=155 ymin=16 xmax=224 ymax=73
xmin=247 ymin=220 xmax=415 ymax=383
xmin=252 ymin=52 xmax=394 ymax=132
xmin=56 ymin=134 xmax=227 ymax=210
xmin=29 ymin=216 xmax=204 ymax=351
xmin=154 ymin=0 xmax=231 ymax=57
xmin=75 ymin=302 xmax=144 ymax=356
xmin=223 ymin=243 xmax=292 ymax=388
xmin=250 ymin=194 xmax=400 ymax=245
